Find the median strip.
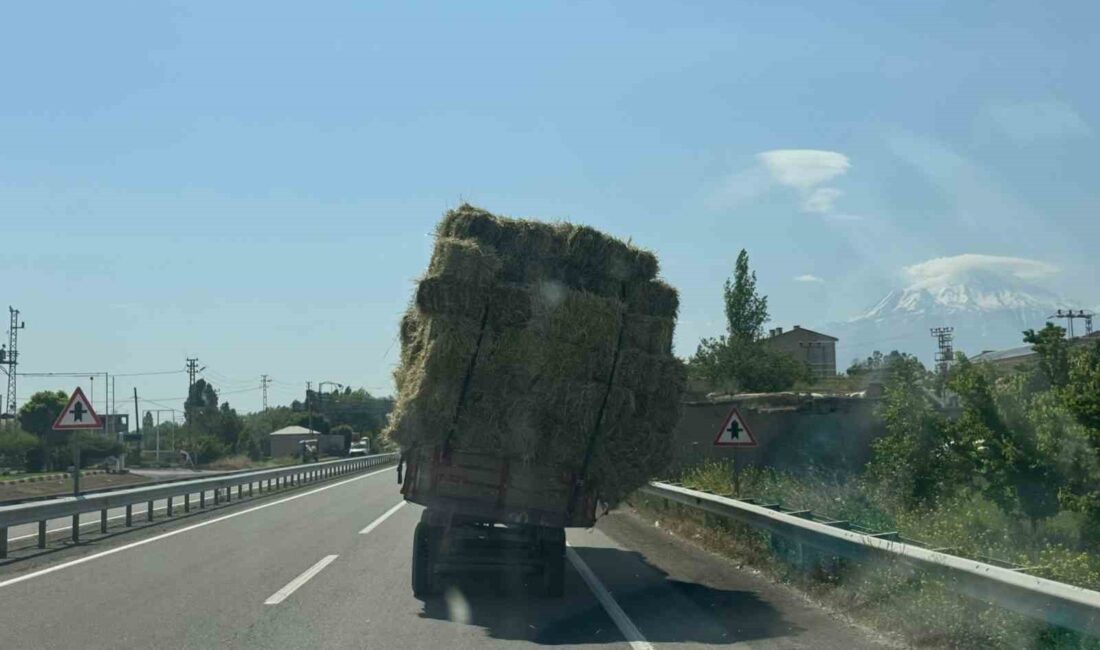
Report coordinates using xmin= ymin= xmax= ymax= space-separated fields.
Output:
xmin=264 ymin=554 xmax=339 ymax=605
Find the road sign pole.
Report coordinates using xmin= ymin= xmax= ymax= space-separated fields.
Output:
xmin=72 ymin=435 xmax=81 ymax=496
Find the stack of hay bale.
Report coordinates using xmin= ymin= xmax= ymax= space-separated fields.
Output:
xmin=386 ymin=204 xmax=685 ymax=506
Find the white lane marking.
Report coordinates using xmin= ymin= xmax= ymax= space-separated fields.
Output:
xmin=358 ymin=501 xmax=405 ymax=535
xmin=264 ymin=554 xmax=339 ymax=605
xmin=0 ymin=465 xmax=395 ymax=590
xmin=566 ymin=544 xmax=654 ymax=650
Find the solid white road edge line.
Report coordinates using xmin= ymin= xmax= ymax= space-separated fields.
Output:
xmin=566 ymin=544 xmax=654 ymax=650
xmin=358 ymin=501 xmax=405 ymax=535
xmin=0 ymin=465 xmax=395 ymax=591
xmin=264 ymin=554 xmax=339 ymax=605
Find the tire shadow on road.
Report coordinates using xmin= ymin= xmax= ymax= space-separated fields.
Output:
xmin=416 ymin=545 xmax=801 ymax=646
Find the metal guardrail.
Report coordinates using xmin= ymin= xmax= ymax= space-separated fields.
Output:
xmin=0 ymin=452 xmax=398 ymax=558
xmin=641 ymin=481 xmax=1100 ymax=637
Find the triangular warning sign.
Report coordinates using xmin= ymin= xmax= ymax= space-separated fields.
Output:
xmin=52 ymin=387 xmax=104 ymax=430
xmin=713 ymin=406 xmax=757 ymax=447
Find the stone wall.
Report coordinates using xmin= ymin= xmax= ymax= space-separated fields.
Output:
xmin=669 ymin=392 xmax=885 ymax=476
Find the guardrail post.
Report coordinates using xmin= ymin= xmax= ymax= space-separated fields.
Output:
xmin=101 ymin=509 xmax=108 ymax=533
xmin=200 ymin=491 xmax=206 ymax=508
xmin=1 ymin=527 xmax=7 ymax=558
xmin=38 ymin=521 xmax=47 ymax=548
xmin=249 ymin=482 xmax=254 ymax=497
xmin=226 ymin=486 xmax=231 ymax=502
xmin=147 ymin=500 xmax=154 ymax=521
xmin=167 ymin=497 xmax=174 ymax=517
xmin=184 ymin=493 xmax=190 ymax=513
xmin=237 ymin=485 xmax=242 ymax=499
xmin=72 ymin=516 xmax=80 ymax=543
xmin=125 ymin=504 xmax=133 ymax=526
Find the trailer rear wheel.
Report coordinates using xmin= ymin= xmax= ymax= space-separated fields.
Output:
xmin=412 ymin=521 xmax=435 ymax=597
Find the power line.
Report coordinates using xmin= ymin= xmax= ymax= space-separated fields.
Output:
xmin=18 ymin=369 xmax=184 ymax=378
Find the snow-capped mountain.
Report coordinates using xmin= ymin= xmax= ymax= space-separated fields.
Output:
xmin=825 ymin=255 xmax=1083 ymax=369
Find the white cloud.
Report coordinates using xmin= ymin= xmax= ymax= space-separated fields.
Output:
xmin=802 ymin=187 xmax=843 ymax=214
xmin=904 ymin=254 xmax=1058 ymax=289
xmin=794 ymin=274 xmax=825 ymax=283
xmin=757 ymin=150 xmax=850 ymax=190
xmin=988 ymin=101 xmax=1092 ymax=142
xmin=709 ymin=149 xmax=852 ymax=217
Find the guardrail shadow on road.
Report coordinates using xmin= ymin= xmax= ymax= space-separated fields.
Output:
xmin=417 ymin=546 xmax=801 ymax=646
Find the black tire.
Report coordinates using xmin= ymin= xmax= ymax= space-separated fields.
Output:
xmin=542 ymin=530 xmax=566 ymax=598
xmin=412 ymin=521 xmax=434 ymax=597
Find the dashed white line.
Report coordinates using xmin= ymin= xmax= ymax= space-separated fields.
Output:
xmin=264 ymin=554 xmax=339 ymax=605
xmin=0 ymin=465 xmax=395 ymax=591
xmin=566 ymin=544 xmax=653 ymax=650
xmin=358 ymin=501 xmax=406 ymax=535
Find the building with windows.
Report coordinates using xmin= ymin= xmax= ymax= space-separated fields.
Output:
xmin=760 ymin=325 xmax=838 ymax=378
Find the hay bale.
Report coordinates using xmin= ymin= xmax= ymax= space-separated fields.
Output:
xmin=427 ymin=237 xmax=501 ymax=286
xmin=487 ymin=282 xmax=533 ymax=329
xmin=415 ymin=276 xmax=488 ymax=320
xmin=529 ymin=282 xmax=622 ymax=347
xmin=388 ymin=317 xmax=481 ymax=447
xmin=622 ymin=315 xmax=675 ymax=355
xmin=625 ymin=279 xmax=679 ymax=318
xmin=438 ymin=203 xmax=658 ymax=288
xmin=386 ymin=205 xmax=685 ymax=510
xmin=589 ymin=417 xmax=673 ymax=506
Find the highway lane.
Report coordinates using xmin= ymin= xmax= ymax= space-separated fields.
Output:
xmin=0 ymin=467 xmax=887 ymax=649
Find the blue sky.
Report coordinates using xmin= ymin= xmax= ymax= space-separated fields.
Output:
xmin=3 ymin=1 xmax=1097 ymax=415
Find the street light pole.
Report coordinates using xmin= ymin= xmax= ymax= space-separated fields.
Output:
xmin=318 ymin=381 xmax=345 ymax=456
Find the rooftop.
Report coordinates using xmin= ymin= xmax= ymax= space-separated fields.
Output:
xmin=270 ymin=425 xmax=323 ymax=436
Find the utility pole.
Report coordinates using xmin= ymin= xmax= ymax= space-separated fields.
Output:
xmin=2 ymin=306 xmax=26 ymax=422
xmin=186 ymin=358 xmax=200 ymax=387
xmin=930 ymin=327 xmax=955 ymax=381
xmin=261 ymin=374 xmax=271 ymax=411
xmin=306 ymin=381 xmax=313 ymax=434
xmin=1049 ymin=309 xmax=1094 ymax=339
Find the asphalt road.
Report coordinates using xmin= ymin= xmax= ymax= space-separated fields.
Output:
xmin=0 ymin=466 xmax=888 ymax=649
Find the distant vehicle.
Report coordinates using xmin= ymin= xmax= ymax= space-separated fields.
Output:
xmin=348 ymin=441 xmax=369 ymax=457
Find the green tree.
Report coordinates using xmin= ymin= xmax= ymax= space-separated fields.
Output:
xmin=691 ymin=250 xmax=808 ymax=393
xmin=723 ymin=249 xmax=768 ymax=343
xmin=1063 ymin=341 xmax=1100 ymax=432
xmin=142 ymin=411 xmax=154 ymax=432
xmin=0 ymin=429 xmax=39 ymax=470
xmin=217 ymin=402 xmax=244 ymax=448
xmin=235 ymin=427 xmax=261 ymax=461
xmin=17 ymin=391 xmax=69 ymax=471
xmin=948 ymin=358 xmax=1062 ymax=522
xmin=866 ymin=355 xmax=962 ymax=505
xmin=1023 ymin=323 xmax=1070 ymax=389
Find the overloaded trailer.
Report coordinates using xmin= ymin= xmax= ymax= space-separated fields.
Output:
xmin=388 ymin=205 xmax=685 ymax=597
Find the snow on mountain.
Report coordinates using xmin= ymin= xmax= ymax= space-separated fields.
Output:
xmin=824 ymin=255 xmax=1081 ymax=369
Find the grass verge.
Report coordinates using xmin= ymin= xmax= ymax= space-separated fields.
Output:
xmin=633 ymin=461 xmax=1100 ymax=649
